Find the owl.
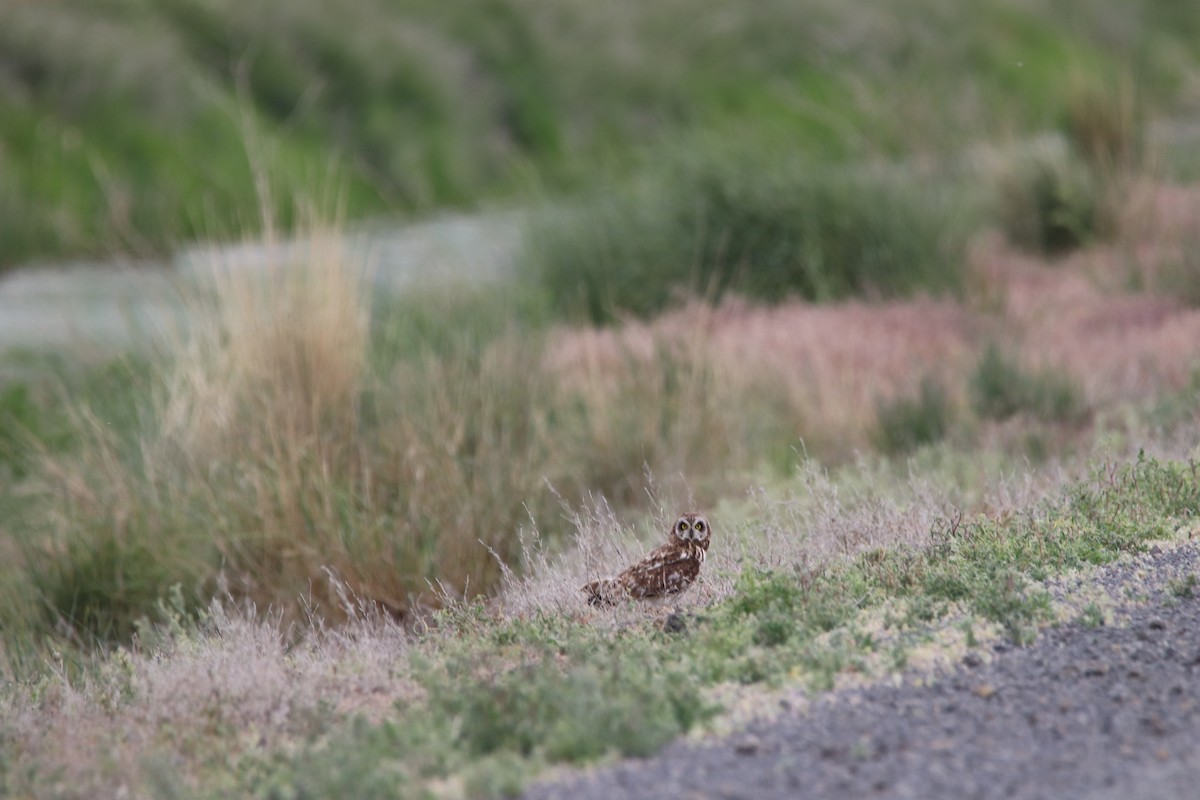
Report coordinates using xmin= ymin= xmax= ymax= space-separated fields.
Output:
xmin=581 ymin=512 xmax=711 ymax=606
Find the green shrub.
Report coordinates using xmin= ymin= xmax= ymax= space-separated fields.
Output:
xmin=428 ymin=644 xmax=707 ymax=762
xmin=524 ymin=148 xmax=962 ymax=322
xmin=970 ymin=343 xmax=1083 ymax=423
xmin=872 ymin=377 xmax=953 ymax=455
xmin=993 ymin=151 xmax=1102 ymax=255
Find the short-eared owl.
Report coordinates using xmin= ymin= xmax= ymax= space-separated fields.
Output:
xmin=581 ymin=512 xmax=711 ymax=605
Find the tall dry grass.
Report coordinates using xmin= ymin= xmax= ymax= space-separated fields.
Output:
xmin=15 ymin=228 xmax=821 ymax=648
xmin=16 ymin=225 xmax=574 ymax=644
xmin=17 ymin=180 xmax=1200 ymax=654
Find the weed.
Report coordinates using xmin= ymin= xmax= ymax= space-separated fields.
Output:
xmin=1151 ymin=226 xmax=1200 ymax=307
xmin=0 ymin=384 xmax=37 ymax=479
xmin=5 ymin=453 xmax=1200 ymax=797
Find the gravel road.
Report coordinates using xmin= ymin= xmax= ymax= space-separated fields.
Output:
xmin=526 ymin=544 xmax=1200 ymax=800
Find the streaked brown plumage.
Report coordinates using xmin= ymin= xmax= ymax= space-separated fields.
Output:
xmin=581 ymin=512 xmax=711 ymax=606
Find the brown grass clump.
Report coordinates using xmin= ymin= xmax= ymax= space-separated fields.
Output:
xmin=21 ymin=226 xmax=564 ymax=641
xmin=1062 ymin=69 xmax=1141 ymax=175
xmin=161 ymin=231 xmax=369 ymax=460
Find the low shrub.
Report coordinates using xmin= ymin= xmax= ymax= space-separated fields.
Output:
xmin=872 ymin=377 xmax=954 ymax=455
xmin=993 ymin=150 xmax=1103 ymax=255
xmin=524 ymin=147 xmax=963 ymax=323
xmin=970 ymin=343 xmax=1083 ymax=423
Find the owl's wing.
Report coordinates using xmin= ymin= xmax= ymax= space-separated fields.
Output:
xmin=617 ymin=542 xmax=700 ymax=599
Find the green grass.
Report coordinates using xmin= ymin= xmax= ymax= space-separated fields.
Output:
xmin=3 ymin=0 xmax=1199 ymax=268
xmin=523 ymin=150 xmax=967 ymax=322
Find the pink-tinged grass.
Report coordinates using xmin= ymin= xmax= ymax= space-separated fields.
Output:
xmin=548 ymin=296 xmax=977 ymax=460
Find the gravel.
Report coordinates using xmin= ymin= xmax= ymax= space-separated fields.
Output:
xmin=525 ymin=544 xmax=1200 ymax=800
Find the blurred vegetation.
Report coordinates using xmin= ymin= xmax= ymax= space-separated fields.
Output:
xmin=3 ymin=0 xmax=1200 ymax=268
xmin=872 ymin=377 xmax=955 ymax=455
xmin=0 ymin=271 xmax=808 ymax=659
xmin=136 ymin=455 xmax=1200 ymax=797
xmin=522 ymin=149 xmax=966 ymax=321
xmin=970 ymin=343 xmax=1085 ymax=424
xmin=993 ymin=150 xmax=1106 ymax=255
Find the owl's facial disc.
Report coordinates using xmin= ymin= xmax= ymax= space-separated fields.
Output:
xmin=691 ymin=516 xmax=709 ymax=541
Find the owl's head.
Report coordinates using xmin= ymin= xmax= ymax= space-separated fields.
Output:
xmin=672 ymin=512 xmax=710 ymax=545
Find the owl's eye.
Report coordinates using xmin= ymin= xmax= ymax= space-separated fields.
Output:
xmin=677 ymin=519 xmax=689 ymax=533
xmin=694 ymin=520 xmax=706 ymax=534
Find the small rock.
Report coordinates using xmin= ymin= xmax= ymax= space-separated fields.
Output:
xmin=734 ymin=735 xmax=761 ymax=756
xmin=962 ymin=653 xmax=983 ymax=668
xmin=662 ymin=613 xmax=687 ymax=634
xmin=973 ymin=683 xmax=997 ymax=699
xmin=1082 ymin=661 xmax=1109 ymax=677
xmin=1149 ymin=618 xmax=1167 ymax=631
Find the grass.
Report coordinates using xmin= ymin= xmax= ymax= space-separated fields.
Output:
xmin=1 ymin=198 xmax=1196 ymax=786
xmin=4 ymin=5 xmax=1200 ymax=790
xmin=1063 ymin=75 xmax=1141 ymax=173
xmin=0 ymin=230 xmax=831 ymax=657
xmin=3 ymin=453 xmax=1196 ymax=798
xmin=523 ymin=149 xmax=967 ymax=322
xmin=2 ymin=238 xmax=569 ymax=649
xmin=4 ymin=0 xmax=1200 ymax=268
xmin=992 ymin=69 xmax=1141 ymax=258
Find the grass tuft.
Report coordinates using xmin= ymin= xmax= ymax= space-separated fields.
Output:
xmin=1062 ymin=69 xmax=1141 ymax=175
